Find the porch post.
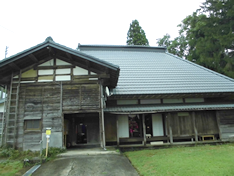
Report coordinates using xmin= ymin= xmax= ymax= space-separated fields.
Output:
xmin=168 ymin=113 xmax=173 ymax=144
xmin=216 ymin=111 xmax=222 ymax=141
xmin=142 ymin=114 xmax=146 ymax=146
xmin=0 ymin=87 xmax=3 ymax=99
xmin=100 ymin=84 xmax=106 ymax=150
xmin=192 ymin=112 xmax=198 ymax=142
xmin=116 ymin=117 xmax=119 ymax=147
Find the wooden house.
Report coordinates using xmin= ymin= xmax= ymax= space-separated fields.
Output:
xmin=0 ymin=37 xmax=234 ymax=150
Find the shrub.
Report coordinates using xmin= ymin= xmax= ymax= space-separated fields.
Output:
xmin=42 ymin=147 xmax=66 ymax=158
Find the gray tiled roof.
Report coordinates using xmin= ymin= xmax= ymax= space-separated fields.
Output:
xmin=104 ymin=103 xmax=234 ymax=113
xmin=80 ymin=45 xmax=234 ymax=95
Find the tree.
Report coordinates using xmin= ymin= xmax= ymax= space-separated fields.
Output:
xmin=127 ymin=20 xmax=149 ymax=46
xmin=156 ymin=34 xmax=187 ymax=58
xmin=157 ymin=0 xmax=234 ymax=78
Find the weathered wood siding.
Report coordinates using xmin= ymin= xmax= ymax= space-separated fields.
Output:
xmin=16 ymin=83 xmax=100 ymax=150
xmin=195 ymin=111 xmax=219 ymax=135
xmin=169 ymin=113 xmax=194 ymax=136
xmin=104 ymin=114 xmax=117 ymax=142
xmin=63 ymin=84 xmax=100 ymax=112
xmin=168 ymin=111 xmax=219 ymax=138
xmin=217 ymin=110 xmax=234 ymax=141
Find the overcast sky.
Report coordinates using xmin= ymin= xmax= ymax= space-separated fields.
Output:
xmin=0 ymin=0 xmax=204 ymax=60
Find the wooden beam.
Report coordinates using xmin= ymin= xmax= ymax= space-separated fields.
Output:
xmin=192 ymin=112 xmax=198 ymax=142
xmin=0 ymin=87 xmax=3 ymax=99
xmin=29 ymin=54 xmax=38 ymax=63
xmin=56 ymin=55 xmax=104 ymax=75
xmin=100 ymin=84 xmax=106 ymax=149
xmin=216 ymin=111 xmax=222 ymax=141
xmin=66 ymin=52 xmax=73 ymax=61
xmin=9 ymin=63 xmax=20 ymax=70
xmin=142 ymin=114 xmax=146 ymax=146
xmin=35 ymin=65 xmax=75 ymax=70
xmin=168 ymin=113 xmax=173 ymax=144
xmin=116 ymin=116 xmax=119 ymax=147
xmin=48 ymin=47 xmax=56 ymax=57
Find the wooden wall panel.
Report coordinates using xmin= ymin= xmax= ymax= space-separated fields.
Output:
xmin=16 ymin=82 xmax=100 ymax=149
xmin=80 ymin=85 xmax=100 ymax=108
xmin=104 ymin=114 xmax=117 ymax=142
xmin=217 ymin=110 xmax=234 ymax=141
xmin=170 ymin=113 xmax=193 ymax=136
xmin=195 ymin=111 xmax=219 ymax=135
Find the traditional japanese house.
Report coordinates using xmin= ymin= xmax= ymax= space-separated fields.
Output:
xmin=0 ymin=37 xmax=234 ymax=150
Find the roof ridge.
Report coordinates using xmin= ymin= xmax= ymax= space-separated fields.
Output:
xmin=165 ymin=52 xmax=234 ymax=82
xmin=0 ymin=37 xmax=120 ymax=71
xmin=49 ymin=42 xmax=120 ymax=70
xmin=79 ymin=44 xmax=166 ymax=52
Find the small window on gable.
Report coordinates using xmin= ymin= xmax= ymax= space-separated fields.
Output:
xmin=24 ymin=120 xmax=41 ymax=130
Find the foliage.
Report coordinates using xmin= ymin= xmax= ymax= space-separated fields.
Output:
xmin=157 ymin=0 xmax=234 ymax=78
xmin=0 ymin=148 xmax=40 ymax=160
xmin=127 ymin=20 xmax=149 ymax=46
xmin=0 ymin=147 xmax=66 ymax=176
xmin=0 ymin=160 xmax=22 ymax=176
xmin=125 ymin=143 xmax=234 ymax=176
xmin=156 ymin=34 xmax=187 ymax=58
xmin=42 ymin=147 xmax=66 ymax=160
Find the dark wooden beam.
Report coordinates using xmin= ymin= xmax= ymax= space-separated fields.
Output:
xmin=9 ymin=62 xmax=20 ymax=70
xmin=56 ymin=55 xmax=103 ymax=74
xmin=29 ymin=54 xmax=38 ymax=63
xmin=66 ymin=52 xmax=73 ymax=61
xmin=35 ymin=65 xmax=75 ymax=70
xmin=49 ymin=47 xmax=56 ymax=57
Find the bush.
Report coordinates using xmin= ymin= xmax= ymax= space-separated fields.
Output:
xmin=42 ymin=147 xmax=66 ymax=158
xmin=0 ymin=148 xmax=40 ymax=160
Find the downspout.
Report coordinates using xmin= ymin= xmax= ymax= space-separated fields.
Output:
xmin=100 ymin=85 xmax=106 ymax=150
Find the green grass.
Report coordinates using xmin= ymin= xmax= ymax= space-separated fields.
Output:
xmin=125 ymin=143 xmax=234 ymax=176
xmin=0 ymin=147 xmax=66 ymax=176
xmin=0 ymin=160 xmax=23 ymax=176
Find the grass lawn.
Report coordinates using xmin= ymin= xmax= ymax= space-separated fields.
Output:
xmin=0 ymin=160 xmax=23 ymax=176
xmin=125 ymin=143 xmax=234 ymax=176
xmin=0 ymin=147 xmax=66 ymax=176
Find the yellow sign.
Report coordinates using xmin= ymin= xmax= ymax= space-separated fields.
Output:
xmin=46 ymin=129 xmax=51 ymax=135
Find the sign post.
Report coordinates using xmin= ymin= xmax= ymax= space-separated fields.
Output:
xmin=45 ymin=128 xmax=51 ymax=158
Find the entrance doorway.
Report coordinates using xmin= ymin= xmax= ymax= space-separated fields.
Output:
xmin=64 ymin=113 xmax=100 ymax=148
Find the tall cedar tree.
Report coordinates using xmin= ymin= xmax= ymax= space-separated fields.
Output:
xmin=127 ymin=20 xmax=149 ymax=46
xmin=157 ymin=0 xmax=234 ymax=78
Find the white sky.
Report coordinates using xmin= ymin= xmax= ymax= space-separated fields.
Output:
xmin=0 ymin=0 xmax=204 ymax=60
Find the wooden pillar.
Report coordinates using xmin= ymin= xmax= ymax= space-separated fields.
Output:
xmin=192 ymin=112 xmax=198 ymax=142
xmin=100 ymin=84 xmax=106 ymax=149
xmin=1 ymin=85 xmax=7 ymax=145
xmin=216 ymin=111 xmax=222 ymax=141
xmin=168 ymin=113 xmax=173 ymax=144
xmin=116 ymin=117 xmax=119 ymax=147
xmin=142 ymin=114 xmax=146 ymax=146
xmin=60 ymin=82 xmax=64 ymax=147
xmin=0 ymin=87 xmax=3 ymax=99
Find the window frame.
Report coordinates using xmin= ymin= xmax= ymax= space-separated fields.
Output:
xmin=24 ymin=119 xmax=41 ymax=131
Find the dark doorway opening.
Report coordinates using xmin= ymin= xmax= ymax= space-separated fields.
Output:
xmin=64 ymin=113 xmax=99 ymax=148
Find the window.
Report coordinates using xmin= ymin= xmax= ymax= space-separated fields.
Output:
xmin=24 ymin=120 xmax=41 ymax=130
